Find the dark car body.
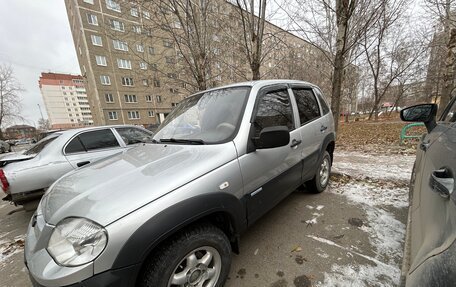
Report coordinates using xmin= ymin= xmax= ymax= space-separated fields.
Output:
xmin=400 ymin=98 xmax=456 ymax=286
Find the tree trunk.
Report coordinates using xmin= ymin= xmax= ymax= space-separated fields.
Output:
xmin=440 ymin=28 xmax=456 ymax=115
xmin=331 ymin=38 xmax=346 ymax=132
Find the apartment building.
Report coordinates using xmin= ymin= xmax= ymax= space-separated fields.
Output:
xmin=39 ymin=72 xmax=94 ymax=129
xmin=65 ymin=0 xmax=336 ymax=127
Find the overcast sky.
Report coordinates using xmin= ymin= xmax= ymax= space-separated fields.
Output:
xmin=0 ymin=1 xmax=80 ymax=127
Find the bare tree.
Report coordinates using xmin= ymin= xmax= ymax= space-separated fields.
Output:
xmin=37 ymin=118 xmax=51 ymax=131
xmin=425 ymin=0 xmax=456 ymax=115
xmin=232 ymin=0 xmax=267 ymax=80
xmin=0 ymin=65 xmax=23 ymax=139
xmin=361 ymin=0 xmax=427 ymax=120
xmin=278 ymin=0 xmax=384 ymax=132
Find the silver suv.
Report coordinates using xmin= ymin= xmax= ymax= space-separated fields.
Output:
xmin=25 ymin=80 xmax=335 ymax=287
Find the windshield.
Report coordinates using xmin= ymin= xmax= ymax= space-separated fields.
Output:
xmin=154 ymin=86 xmax=251 ymax=144
xmin=23 ymin=134 xmax=60 ymax=155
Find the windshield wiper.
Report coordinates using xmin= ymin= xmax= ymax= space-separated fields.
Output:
xmin=159 ymin=138 xmax=205 ymax=145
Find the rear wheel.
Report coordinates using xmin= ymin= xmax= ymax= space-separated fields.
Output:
xmin=308 ymin=151 xmax=331 ymax=193
xmin=139 ymin=224 xmax=231 ymax=287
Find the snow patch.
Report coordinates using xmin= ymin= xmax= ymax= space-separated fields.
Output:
xmin=316 ymin=205 xmax=325 ymax=210
xmin=330 ymin=182 xmax=408 ymax=209
xmin=333 ymin=151 xmax=414 ymax=182
xmin=317 ymin=263 xmax=400 ymax=287
xmin=361 ymin=207 xmax=405 ymax=264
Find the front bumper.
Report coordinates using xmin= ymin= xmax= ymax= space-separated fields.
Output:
xmin=28 ymin=264 xmax=140 ymax=287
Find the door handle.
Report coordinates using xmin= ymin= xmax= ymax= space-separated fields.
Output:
xmin=420 ymin=141 xmax=431 ymax=151
xmin=77 ymin=161 xmax=91 ymax=167
xmin=429 ymin=168 xmax=454 ymax=198
xmin=320 ymin=125 xmax=328 ymax=132
xmin=290 ymin=139 xmax=302 ymax=148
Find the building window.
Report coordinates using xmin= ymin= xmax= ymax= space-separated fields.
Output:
xmin=100 ymin=75 xmax=111 ymax=85
xmin=132 ymin=25 xmax=141 ymax=34
xmin=130 ymin=7 xmax=138 ymax=17
xmin=136 ymin=44 xmax=144 ymax=52
xmin=87 ymin=13 xmax=98 ymax=25
xmin=171 ymin=102 xmax=179 ymax=107
xmin=83 ymin=0 xmax=94 ymax=4
xmin=156 ymin=95 xmax=162 ymax=103
xmin=106 ymin=0 xmax=121 ymax=12
xmin=165 ymin=56 xmax=175 ymax=64
xmin=148 ymin=110 xmax=154 ymax=117
xmin=121 ymin=77 xmax=134 ymax=86
xmin=91 ymin=35 xmax=102 ymax=46
xmin=145 ymin=95 xmax=152 ymax=102
xmin=117 ymin=58 xmax=132 ymax=69
xmin=128 ymin=111 xmax=140 ymax=119
xmin=124 ymin=94 xmax=137 ymax=103
xmin=163 ymin=39 xmax=173 ymax=48
xmin=153 ymin=78 xmax=160 ymax=87
xmin=95 ymin=55 xmax=107 ymax=66
xmin=148 ymin=46 xmax=155 ymax=55
xmin=142 ymin=79 xmax=149 ymax=86
xmin=143 ymin=11 xmax=150 ymax=19
xmin=113 ymin=39 xmax=128 ymax=51
xmin=105 ymin=93 xmax=114 ymax=103
xmin=139 ymin=62 xmax=147 ymax=70
xmin=110 ymin=19 xmax=125 ymax=32
xmin=108 ymin=111 xmax=118 ymax=120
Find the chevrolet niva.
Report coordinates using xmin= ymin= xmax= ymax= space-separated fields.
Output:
xmin=25 ymin=80 xmax=335 ymax=287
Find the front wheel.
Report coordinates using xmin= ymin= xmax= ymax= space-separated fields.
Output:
xmin=139 ymin=224 xmax=231 ymax=287
xmin=308 ymin=151 xmax=331 ymax=193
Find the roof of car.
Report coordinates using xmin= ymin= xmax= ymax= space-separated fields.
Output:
xmin=200 ymin=79 xmax=317 ymax=93
xmin=52 ymin=125 xmax=147 ymax=137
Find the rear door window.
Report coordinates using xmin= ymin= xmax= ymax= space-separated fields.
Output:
xmin=314 ymin=88 xmax=330 ymax=115
xmin=292 ymin=88 xmax=321 ymax=125
xmin=65 ymin=129 xmax=120 ymax=154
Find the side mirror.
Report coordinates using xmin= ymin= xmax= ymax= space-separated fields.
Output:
xmin=255 ymin=126 xmax=290 ymax=149
xmin=400 ymin=104 xmax=438 ymax=133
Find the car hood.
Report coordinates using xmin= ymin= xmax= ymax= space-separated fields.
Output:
xmin=43 ymin=142 xmax=238 ymax=226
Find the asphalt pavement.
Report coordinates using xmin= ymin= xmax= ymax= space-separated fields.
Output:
xmin=0 ymin=150 xmax=413 ymax=287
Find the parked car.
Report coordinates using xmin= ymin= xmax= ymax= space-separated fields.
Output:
xmin=1 ymin=125 xmax=153 ymax=209
xmin=25 ymin=80 xmax=335 ymax=287
xmin=16 ymin=138 xmax=33 ymax=145
xmin=0 ymin=140 xmax=11 ymax=153
xmin=400 ymin=99 xmax=456 ymax=286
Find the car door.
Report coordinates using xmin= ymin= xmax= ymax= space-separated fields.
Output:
xmin=64 ymin=128 xmax=124 ymax=169
xmin=407 ymin=98 xmax=456 ymax=284
xmin=290 ymin=86 xmax=325 ymax=181
xmin=238 ymin=85 xmax=303 ymax=225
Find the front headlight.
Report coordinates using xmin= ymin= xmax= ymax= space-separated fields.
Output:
xmin=47 ymin=217 xmax=107 ymax=267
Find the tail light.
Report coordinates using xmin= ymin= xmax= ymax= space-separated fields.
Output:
xmin=0 ymin=169 xmax=9 ymax=192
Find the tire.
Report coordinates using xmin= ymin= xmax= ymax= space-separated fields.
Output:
xmin=139 ymin=224 xmax=232 ymax=287
xmin=308 ymin=151 xmax=331 ymax=193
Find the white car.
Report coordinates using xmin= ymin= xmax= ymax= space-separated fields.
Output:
xmin=1 ymin=125 xmax=153 ymax=210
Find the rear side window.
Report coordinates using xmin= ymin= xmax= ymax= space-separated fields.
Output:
xmin=314 ymin=88 xmax=330 ymax=115
xmin=253 ymin=88 xmax=294 ymax=137
xmin=292 ymin=88 xmax=321 ymax=125
xmin=65 ymin=129 xmax=119 ymax=154
xmin=23 ymin=135 xmax=59 ymax=156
